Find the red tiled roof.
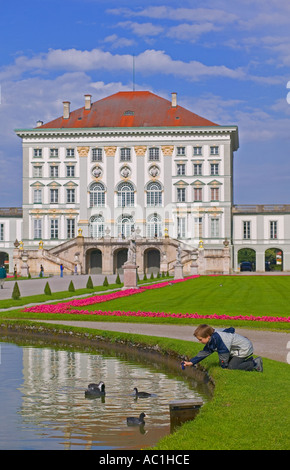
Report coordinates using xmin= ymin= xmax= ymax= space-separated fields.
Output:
xmin=39 ymin=91 xmax=219 ymax=129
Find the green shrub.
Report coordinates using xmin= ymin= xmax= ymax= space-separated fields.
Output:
xmin=68 ymin=280 xmax=75 ymax=292
xmin=86 ymin=276 xmax=94 ymax=289
xmin=44 ymin=282 xmax=52 ymax=295
xmin=103 ymin=276 xmax=109 ymax=286
xmin=143 ymin=273 xmax=147 ymax=281
xmin=11 ymin=282 xmax=20 ymax=300
xmin=115 ymin=274 xmax=121 ymax=285
xmin=150 ymin=272 xmax=154 ymax=279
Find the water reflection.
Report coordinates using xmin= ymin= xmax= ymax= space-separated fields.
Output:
xmin=0 ymin=340 xmax=206 ymax=450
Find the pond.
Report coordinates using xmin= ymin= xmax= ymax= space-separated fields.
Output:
xmin=0 ymin=338 xmax=208 ymax=450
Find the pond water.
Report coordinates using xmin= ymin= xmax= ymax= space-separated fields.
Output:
xmin=0 ymin=339 xmax=207 ymax=450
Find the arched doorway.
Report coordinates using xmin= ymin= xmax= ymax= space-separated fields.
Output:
xmin=114 ymin=249 xmax=128 ymax=274
xmin=265 ymin=248 xmax=283 ymax=271
xmin=88 ymin=249 xmax=102 ymax=274
xmin=144 ymin=249 xmax=160 ymax=275
xmin=0 ymin=252 xmax=9 ymax=272
xmin=238 ymin=248 xmax=256 ymax=271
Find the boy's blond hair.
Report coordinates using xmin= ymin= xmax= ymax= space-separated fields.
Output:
xmin=194 ymin=324 xmax=215 ymax=338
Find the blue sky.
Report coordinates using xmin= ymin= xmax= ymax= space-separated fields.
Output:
xmin=1 ymin=0 xmax=290 ymax=206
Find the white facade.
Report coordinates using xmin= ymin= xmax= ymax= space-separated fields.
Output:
xmin=15 ymin=122 xmax=238 ymax=255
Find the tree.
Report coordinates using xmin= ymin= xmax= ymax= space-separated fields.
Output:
xmin=44 ymin=282 xmax=52 ymax=295
xmin=103 ymin=276 xmax=109 ymax=286
xmin=68 ymin=280 xmax=75 ymax=292
xmin=12 ymin=282 xmax=20 ymax=300
xmin=86 ymin=276 xmax=94 ymax=289
xmin=115 ymin=273 xmax=121 ymax=284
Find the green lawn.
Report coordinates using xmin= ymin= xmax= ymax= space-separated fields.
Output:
xmin=70 ymin=275 xmax=290 ymax=330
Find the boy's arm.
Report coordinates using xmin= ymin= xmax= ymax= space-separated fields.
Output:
xmin=184 ymin=344 xmax=214 ymax=367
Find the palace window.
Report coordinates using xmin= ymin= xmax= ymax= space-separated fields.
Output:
xmin=50 ymin=219 xmax=59 ymax=239
xmin=211 ymin=218 xmax=220 ymax=238
xmin=243 ymin=221 xmax=251 ymax=239
xmin=92 ymin=148 xmax=103 ymax=162
xmin=33 ymin=149 xmax=42 ymax=158
xmin=117 ymin=215 xmax=134 ymax=238
xmin=177 ymin=163 xmax=186 ymax=176
xmin=210 ymin=187 xmax=219 ymax=201
xmin=149 ymin=147 xmax=160 ymax=161
xmin=193 ymin=187 xmax=202 ymax=202
xmin=177 ymin=217 xmax=186 ymax=238
xmin=50 ymin=188 xmax=59 ymax=204
xmin=177 ymin=187 xmax=186 ymax=202
xmin=147 ymin=181 xmax=162 ymax=207
xmin=66 ymin=148 xmax=75 ymax=158
xmin=120 ymin=148 xmax=131 ymax=161
xmin=147 ymin=213 xmax=162 ymax=238
xmin=193 ymin=146 xmax=202 ymax=156
xmin=50 ymin=148 xmax=59 ymax=158
xmin=117 ymin=182 xmax=134 ymax=207
xmin=33 ymin=166 xmax=42 ymax=178
xmin=33 ymin=189 xmax=42 ymax=204
xmin=193 ymin=163 xmax=202 ymax=176
xmin=50 ymin=166 xmax=59 ymax=178
xmin=210 ymin=146 xmax=219 ymax=155
xmin=33 ymin=219 xmax=42 ymax=239
xmin=67 ymin=219 xmax=75 ymax=239
xmin=90 ymin=182 xmax=105 ymax=207
xmin=210 ymin=163 xmax=219 ymax=176
xmin=66 ymin=188 xmax=75 ymax=203
xmin=194 ymin=217 xmax=203 ymax=239
xmin=270 ymin=221 xmax=277 ymax=239
xmin=90 ymin=215 xmax=105 ymax=238
xmin=176 ymin=146 xmax=186 ymax=156
xmin=66 ymin=165 xmax=75 ymax=177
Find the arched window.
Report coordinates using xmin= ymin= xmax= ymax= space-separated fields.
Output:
xmin=117 ymin=182 xmax=134 ymax=207
xmin=90 ymin=215 xmax=105 ymax=238
xmin=90 ymin=183 xmax=105 ymax=207
xmin=146 ymin=181 xmax=162 ymax=207
xmin=147 ymin=213 xmax=162 ymax=238
xmin=117 ymin=215 xmax=134 ymax=239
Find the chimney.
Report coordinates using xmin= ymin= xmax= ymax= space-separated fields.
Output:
xmin=36 ymin=120 xmax=43 ymax=127
xmin=171 ymin=92 xmax=177 ymax=108
xmin=63 ymin=101 xmax=70 ymax=119
xmin=84 ymin=94 xmax=92 ymax=110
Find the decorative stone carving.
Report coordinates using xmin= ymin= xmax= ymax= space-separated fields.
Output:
xmin=104 ymin=146 xmax=117 ymax=157
xmin=77 ymin=146 xmax=90 ymax=157
xmin=149 ymin=165 xmax=160 ymax=178
xmin=92 ymin=166 xmax=103 ymax=178
xmin=162 ymin=145 xmax=174 ymax=156
xmin=134 ymin=146 xmax=147 ymax=156
xmin=120 ymin=166 xmax=131 ymax=178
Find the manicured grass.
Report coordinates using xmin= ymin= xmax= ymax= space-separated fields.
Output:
xmin=1 ymin=320 xmax=288 ymax=450
xmin=80 ymin=275 xmax=290 ymax=318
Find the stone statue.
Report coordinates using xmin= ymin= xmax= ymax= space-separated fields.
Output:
xmin=127 ymin=230 xmax=137 ymax=264
xmin=176 ymin=244 xmax=182 ymax=263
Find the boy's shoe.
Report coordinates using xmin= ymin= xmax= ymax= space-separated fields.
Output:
xmin=254 ymin=356 xmax=263 ymax=372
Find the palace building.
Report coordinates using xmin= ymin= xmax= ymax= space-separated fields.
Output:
xmin=1 ymin=90 xmax=289 ymax=275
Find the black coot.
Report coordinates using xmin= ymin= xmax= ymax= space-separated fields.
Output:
xmin=85 ymin=381 xmax=105 ymax=398
xmin=126 ymin=412 xmax=146 ymax=426
xmin=133 ymin=387 xmax=151 ymax=398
